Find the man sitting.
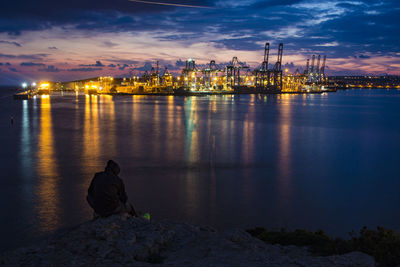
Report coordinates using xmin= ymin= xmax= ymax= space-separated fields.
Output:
xmin=87 ymin=160 xmax=137 ymax=217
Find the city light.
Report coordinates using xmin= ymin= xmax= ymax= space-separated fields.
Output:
xmin=15 ymin=50 xmax=399 ymax=96
xmin=38 ymin=83 xmax=50 ymax=90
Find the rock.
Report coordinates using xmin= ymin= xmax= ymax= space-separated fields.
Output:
xmin=0 ymin=215 xmax=376 ymax=266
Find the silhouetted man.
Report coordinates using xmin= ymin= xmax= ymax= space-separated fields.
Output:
xmin=87 ymin=160 xmax=137 ymax=217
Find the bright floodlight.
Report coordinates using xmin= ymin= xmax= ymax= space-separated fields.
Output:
xmin=32 ymin=82 xmax=37 ymax=87
xmin=22 ymin=82 xmax=27 ymax=88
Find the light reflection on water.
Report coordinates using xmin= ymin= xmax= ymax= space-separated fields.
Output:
xmin=277 ymin=94 xmax=293 ymax=222
xmin=1 ymin=89 xmax=400 ymax=252
xmin=83 ymin=95 xmax=100 ymax=174
xmin=21 ymin=101 xmax=31 ymax=180
xmin=36 ymin=95 xmax=60 ymax=233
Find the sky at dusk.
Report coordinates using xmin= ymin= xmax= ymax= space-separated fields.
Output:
xmin=0 ymin=0 xmax=399 ymax=85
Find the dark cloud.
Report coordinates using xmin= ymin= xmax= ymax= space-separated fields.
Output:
xmin=118 ymin=63 xmax=130 ymax=70
xmin=163 ymin=64 xmax=180 ymax=71
xmin=38 ymin=65 xmax=60 ymax=72
xmin=79 ymin=60 xmax=105 ymax=67
xmin=250 ymin=0 xmax=303 ymax=9
xmin=133 ymin=62 xmax=153 ymax=71
xmin=9 ymin=67 xmax=18 ymax=72
xmin=48 ymin=46 xmax=58 ymax=49
xmin=103 ymin=41 xmax=118 ymax=48
xmin=20 ymin=62 xmax=45 ymax=66
xmin=309 ymin=3 xmax=400 ymax=58
xmin=67 ymin=67 xmax=102 ymax=72
xmin=110 ymin=59 xmax=139 ymax=65
xmin=0 ymin=0 xmax=215 ymax=34
xmin=0 ymin=40 xmax=22 ymax=47
xmin=211 ymin=38 xmax=261 ymax=51
xmin=0 ymin=17 xmax=50 ymax=35
xmin=175 ymin=59 xmax=186 ymax=67
xmin=0 ymin=0 xmax=398 ymax=80
xmin=0 ymin=53 xmax=48 ymax=60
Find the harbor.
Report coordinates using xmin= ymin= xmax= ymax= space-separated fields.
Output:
xmin=14 ymin=42 xmax=338 ymax=99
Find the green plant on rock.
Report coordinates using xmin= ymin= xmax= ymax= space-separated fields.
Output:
xmin=247 ymin=226 xmax=400 ymax=267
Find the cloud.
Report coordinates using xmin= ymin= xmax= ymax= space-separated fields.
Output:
xmin=108 ymin=59 xmax=139 ymax=65
xmin=0 ymin=0 xmax=211 ymax=34
xmin=0 ymin=40 xmax=22 ymax=47
xmin=48 ymin=46 xmax=58 ymax=49
xmin=0 ymin=0 xmax=398 ymax=80
xmin=316 ymin=42 xmax=339 ymax=47
xmin=103 ymin=41 xmax=118 ymax=48
xmin=0 ymin=53 xmax=17 ymax=59
xmin=9 ymin=67 xmax=18 ymax=72
xmin=0 ymin=53 xmax=48 ymax=60
xmin=133 ymin=62 xmax=153 ymax=71
xmin=67 ymin=67 xmax=102 ymax=72
xmin=175 ymin=59 xmax=186 ymax=67
xmin=358 ymin=54 xmax=371 ymax=59
xmin=20 ymin=62 xmax=45 ymax=66
xmin=128 ymin=0 xmax=215 ymax=9
xmin=118 ymin=63 xmax=130 ymax=70
xmin=38 ymin=65 xmax=60 ymax=72
xmin=249 ymin=0 xmax=303 ymax=9
xmin=79 ymin=60 xmax=105 ymax=67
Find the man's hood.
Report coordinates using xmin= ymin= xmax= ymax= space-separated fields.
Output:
xmin=105 ymin=160 xmax=120 ymax=176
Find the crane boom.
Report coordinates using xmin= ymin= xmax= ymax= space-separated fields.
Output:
xmin=274 ymin=43 xmax=283 ymax=71
xmin=316 ymin=55 xmax=321 ymax=75
xmin=305 ymin=59 xmax=309 ymax=74
xmin=320 ymin=55 xmax=327 ymax=79
xmin=262 ymin=42 xmax=270 ymax=71
xmin=310 ymin=55 xmax=315 ymax=74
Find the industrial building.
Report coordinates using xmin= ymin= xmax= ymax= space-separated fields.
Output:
xmin=23 ymin=42 xmax=333 ymax=96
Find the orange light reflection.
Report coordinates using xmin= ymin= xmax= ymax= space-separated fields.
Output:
xmin=83 ymin=95 xmax=101 ymax=174
xmin=277 ymin=94 xmax=292 ymax=208
xmin=36 ymin=95 xmax=60 ymax=232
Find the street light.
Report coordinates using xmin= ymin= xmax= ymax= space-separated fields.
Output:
xmin=22 ymin=82 xmax=27 ymax=89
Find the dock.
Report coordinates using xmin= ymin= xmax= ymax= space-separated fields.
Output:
xmin=13 ymin=91 xmax=36 ymax=100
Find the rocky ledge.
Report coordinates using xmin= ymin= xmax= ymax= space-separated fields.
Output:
xmin=0 ymin=214 xmax=375 ymax=266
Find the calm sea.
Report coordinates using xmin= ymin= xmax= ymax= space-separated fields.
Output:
xmin=1 ymin=89 xmax=400 ymax=251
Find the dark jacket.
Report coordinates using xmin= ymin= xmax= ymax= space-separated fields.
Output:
xmin=87 ymin=165 xmax=128 ymax=217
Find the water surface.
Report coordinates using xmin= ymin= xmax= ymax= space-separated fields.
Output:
xmin=1 ymin=89 xmax=400 ymax=251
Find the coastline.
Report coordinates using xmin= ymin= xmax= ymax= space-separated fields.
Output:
xmin=0 ymin=214 xmax=375 ymax=266
xmin=13 ymin=89 xmax=333 ymax=100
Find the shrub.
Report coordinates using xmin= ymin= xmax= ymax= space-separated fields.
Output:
xmin=247 ymin=226 xmax=400 ymax=267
